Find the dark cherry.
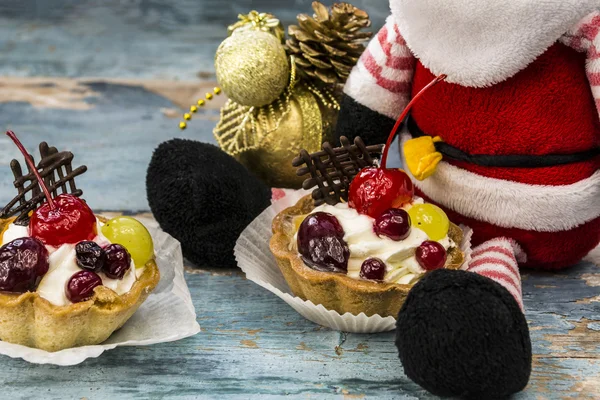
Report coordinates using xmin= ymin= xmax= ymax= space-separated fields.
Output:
xmin=300 ymin=236 xmax=350 ymax=273
xmin=103 ymin=244 xmax=132 ymax=279
xmin=375 ymin=208 xmax=411 ymax=241
xmin=416 ymin=241 xmax=448 ymax=271
xmin=65 ymin=270 xmax=102 ymax=303
xmin=297 ymin=212 xmax=349 ymax=273
xmin=348 ymin=168 xmax=414 ymax=219
xmin=360 ymin=258 xmax=386 ymax=281
xmin=0 ymin=237 xmax=49 ymax=293
xmin=297 ymin=212 xmax=345 ymax=240
xmin=75 ymin=241 xmax=106 ymax=272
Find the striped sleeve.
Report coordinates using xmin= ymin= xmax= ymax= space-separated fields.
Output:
xmin=343 ymin=16 xmax=416 ymax=119
xmin=467 ymin=238 xmax=525 ymax=311
xmin=561 ymin=11 xmax=600 ymax=115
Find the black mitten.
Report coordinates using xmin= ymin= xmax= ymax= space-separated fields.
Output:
xmin=146 ymin=139 xmax=271 ymax=267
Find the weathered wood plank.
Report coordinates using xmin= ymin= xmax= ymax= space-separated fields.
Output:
xmin=0 ymin=260 xmax=597 ymax=398
xmin=0 ymin=78 xmax=220 ymax=211
xmin=0 ymin=215 xmax=599 ymax=399
xmin=0 ymin=0 xmax=390 ymax=80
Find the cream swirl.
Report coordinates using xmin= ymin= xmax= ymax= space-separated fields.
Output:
xmin=307 ymin=199 xmax=453 ymax=284
xmin=1 ymin=219 xmax=138 ymax=306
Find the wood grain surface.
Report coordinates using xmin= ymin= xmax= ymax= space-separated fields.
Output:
xmin=0 ymin=1 xmax=598 ymax=399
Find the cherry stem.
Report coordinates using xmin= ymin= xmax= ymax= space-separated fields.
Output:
xmin=6 ymin=131 xmax=56 ymax=210
xmin=380 ymin=74 xmax=447 ymax=169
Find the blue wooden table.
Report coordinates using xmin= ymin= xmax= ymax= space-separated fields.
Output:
xmin=0 ymin=1 xmax=598 ymax=398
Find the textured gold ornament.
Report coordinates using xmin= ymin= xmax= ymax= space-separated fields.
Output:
xmin=214 ymin=58 xmax=340 ymax=188
xmin=215 ymin=29 xmax=290 ymax=107
xmin=286 ymin=1 xmax=372 ymax=85
xmin=228 ymin=11 xmax=285 ymax=43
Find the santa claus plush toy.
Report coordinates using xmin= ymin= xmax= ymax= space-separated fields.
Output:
xmin=147 ymin=1 xmax=599 ymax=398
xmin=336 ymin=0 xmax=600 ymax=397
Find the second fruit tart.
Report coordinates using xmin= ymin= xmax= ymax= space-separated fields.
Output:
xmin=271 ymin=75 xmax=466 ymax=318
xmin=0 ymin=132 xmax=159 ymax=352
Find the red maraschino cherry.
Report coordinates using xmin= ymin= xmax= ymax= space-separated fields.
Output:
xmin=348 ymin=74 xmax=446 ymax=219
xmin=6 ymin=131 xmax=96 ymax=247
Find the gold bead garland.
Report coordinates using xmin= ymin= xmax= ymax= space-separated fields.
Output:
xmin=179 ymin=87 xmax=222 ymax=130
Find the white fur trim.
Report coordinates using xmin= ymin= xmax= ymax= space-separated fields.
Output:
xmin=584 ymin=244 xmax=600 ymax=266
xmin=344 ymin=63 xmax=410 ymax=119
xmin=400 ymin=133 xmax=600 ymax=232
xmin=391 ymin=0 xmax=600 ymax=87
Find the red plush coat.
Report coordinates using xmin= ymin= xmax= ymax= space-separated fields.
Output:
xmin=344 ymin=1 xmax=600 ymax=270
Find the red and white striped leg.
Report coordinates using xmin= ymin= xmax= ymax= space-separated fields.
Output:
xmin=467 ymin=238 xmax=526 ymax=311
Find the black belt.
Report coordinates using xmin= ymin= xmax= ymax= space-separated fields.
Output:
xmin=407 ymin=116 xmax=600 ymax=168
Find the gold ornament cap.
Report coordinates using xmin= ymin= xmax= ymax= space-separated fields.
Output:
xmin=228 ymin=11 xmax=285 ymax=43
xmin=215 ymin=30 xmax=290 ymax=108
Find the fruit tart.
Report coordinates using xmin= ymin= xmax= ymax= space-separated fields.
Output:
xmin=0 ymin=132 xmax=159 ymax=352
xmin=270 ymin=75 xmax=466 ymax=318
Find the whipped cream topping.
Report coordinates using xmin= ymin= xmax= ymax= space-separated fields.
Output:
xmin=305 ymin=199 xmax=453 ymax=285
xmin=1 ymin=219 xmax=139 ymax=306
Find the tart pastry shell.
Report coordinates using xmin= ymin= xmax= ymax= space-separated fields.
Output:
xmin=0 ymin=217 xmax=160 ymax=352
xmin=270 ymin=195 xmax=464 ymax=318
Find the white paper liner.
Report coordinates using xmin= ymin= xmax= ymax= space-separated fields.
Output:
xmin=0 ymin=217 xmax=200 ymax=365
xmin=235 ymin=190 xmax=473 ymax=333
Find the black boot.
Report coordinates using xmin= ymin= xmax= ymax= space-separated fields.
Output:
xmin=395 ymin=269 xmax=532 ymax=399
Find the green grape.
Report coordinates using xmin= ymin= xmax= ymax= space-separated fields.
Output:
xmin=407 ymin=204 xmax=449 ymax=241
xmin=101 ymin=217 xmax=154 ymax=268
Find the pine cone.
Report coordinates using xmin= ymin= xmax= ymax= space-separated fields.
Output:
xmin=286 ymin=2 xmax=372 ymax=86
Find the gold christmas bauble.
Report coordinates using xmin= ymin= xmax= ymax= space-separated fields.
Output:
xmin=235 ymin=84 xmax=334 ymax=188
xmin=215 ymin=30 xmax=290 ymax=107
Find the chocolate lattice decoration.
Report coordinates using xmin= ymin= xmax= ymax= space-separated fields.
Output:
xmin=293 ymin=136 xmax=384 ymax=206
xmin=0 ymin=142 xmax=87 ymax=225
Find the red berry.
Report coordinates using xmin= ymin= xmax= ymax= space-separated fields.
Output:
xmin=348 ymin=167 xmax=414 ymax=219
xmin=65 ymin=270 xmax=102 ymax=303
xmin=30 ymin=194 xmax=97 ymax=247
xmin=416 ymin=241 xmax=447 ymax=271
xmin=360 ymin=258 xmax=386 ymax=281
xmin=375 ymin=208 xmax=411 ymax=241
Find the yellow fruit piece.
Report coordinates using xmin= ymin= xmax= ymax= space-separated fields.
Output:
xmin=101 ymin=217 xmax=154 ymax=268
xmin=408 ymin=204 xmax=449 ymax=241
